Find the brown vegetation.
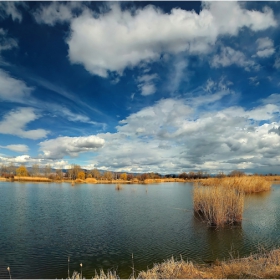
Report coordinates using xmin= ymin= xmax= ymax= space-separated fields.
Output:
xmin=200 ymin=176 xmax=271 ymax=194
xmin=137 ymin=248 xmax=280 ymax=279
xmin=14 ymin=176 xmax=51 ymax=182
xmin=77 ymin=248 xmax=280 ymax=279
xmin=193 ymin=184 xmax=244 ymax=227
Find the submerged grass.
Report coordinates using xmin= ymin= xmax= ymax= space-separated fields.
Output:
xmin=200 ymin=176 xmax=271 ymax=194
xmin=115 ymin=183 xmax=123 ymax=190
xmin=193 ymin=184 xmax=244 ymax=227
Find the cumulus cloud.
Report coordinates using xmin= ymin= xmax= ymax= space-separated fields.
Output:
xmin=255 ymin=37 xmax=275 ymax=58
xmin=211 ymin=46 xmax=259 ymax=71
xmin=137 ymin=73 xmax=158 ymax=96
xmin=39 ymin=135 xmax=105 ymax=159
xmin=63 ymin=2 xmax=275 ymax=77
xmin=0 ymin=69 xmax=33 ymax=102
xmin=0 ymin=107 xmax=49 ymax=140
xmin=0 ymin=144 xmax=29 ymax=153
xmin=89 ymin=85 xmax=280 ymax=173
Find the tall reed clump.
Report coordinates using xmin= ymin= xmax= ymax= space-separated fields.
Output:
xmin=193 ymin=184 xmax=244 ymax=227
xmin=200 ymin=176 xmax=271 ymax=194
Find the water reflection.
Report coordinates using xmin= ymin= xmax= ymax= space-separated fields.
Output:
xmin=0 ymin=182 xmax=279 ymax=278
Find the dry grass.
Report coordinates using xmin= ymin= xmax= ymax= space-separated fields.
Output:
xmin=14 ymin=176 xmax=51 ymax=182
xmin=137 ymin=248 xmax=280 ymax=279
xmin=0 ymin=177 xmax=6 ymax=181
xmin=264 ymin=175 xmax=280 ymax=182
xmin=200 ymin=176 xmax=271 ymax=194
xmin=70 ymin=248 xmax=280 ymax=279
xmin=193 ymin=184 xmax=244 ymax=227
xmin=85 ymin=178 xmax=97 ymax=183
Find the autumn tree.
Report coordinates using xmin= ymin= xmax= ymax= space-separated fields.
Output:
xmin=91 ymin=168 xmax=101 ymax=179
xmin=68 ymin=164 xmax=82 ymax=180
xmin=120 ymin=173 xmax=127 ymax=181
xmin=127 ymin=174 xmax=134 ymax=181
xmin=103 ymin=171 xmax=113 ymax=181
xmin=16 ymin=165 xmax=28 ymax=176
xmin=77 ymin=171 xmax=85 ymax=180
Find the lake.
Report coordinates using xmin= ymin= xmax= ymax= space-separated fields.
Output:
xmin=0 ymin=182 xmax=279 ymax=278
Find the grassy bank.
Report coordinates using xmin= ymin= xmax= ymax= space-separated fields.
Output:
xmin=70 ymin=248 xmax=280 ymax=279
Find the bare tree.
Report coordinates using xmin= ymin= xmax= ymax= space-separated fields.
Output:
xmin=44 ymin=164 xmax=52 ymax=178
xmin=229 ymin=170 xmax=245 ymax=177
xmin=68 ymin=164 xmax=81 ymax=180
xmin=32 ymin=164 xmax=40 ymax=177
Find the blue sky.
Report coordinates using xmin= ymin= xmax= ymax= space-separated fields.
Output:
xmin=0 ymin=1 xmax=280 ymax=174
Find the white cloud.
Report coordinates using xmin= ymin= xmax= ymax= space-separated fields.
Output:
xmin=261 ymin=93 xmax=280 ymax=105
xmin=137 ymin=73 xmax=158 ymax=96
xmin=39 ymin=135 xmax=105 ymax=159
xmin=63 ymin=2 xmax=275 ymax=77
xmin=33 ymin=2 xmax=84 ymax=26
xmin=211 ymin=46 xmax=258 ymax=71
xmin=274 ymin=56 xmax=280 ymax=69
xmin=0 ymin=144 xmax=29 ymax=153
xmin=88 ymin=87 xmax=280 ymax=173
xmin=255 ymin=37 xmax=275 ymax=58
xmin=0 ymin=107 xmax=49 ymax=140
xmin=248 ymin=76 xmax=260 ymax=86
xmin=0 ymin=69 xmax=33 ymax=102
xmin=0 ymin=2 xmax=23 ymax=22
xmin=0 ymin=29 xmax=17 ymax=54
xmin=167 ymin=59 xmax=188 ymax=93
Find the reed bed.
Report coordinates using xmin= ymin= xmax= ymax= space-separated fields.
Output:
xmin=200 ymin=176 xmax=271 ymax=194
xmin=14 ymin=176 xmax=51 ymax=182
xmin=193 ymin=184 xmax=244 ymax=227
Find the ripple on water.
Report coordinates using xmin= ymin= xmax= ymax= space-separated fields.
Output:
xmin=0 ymin=183 xmax=280 ymax=278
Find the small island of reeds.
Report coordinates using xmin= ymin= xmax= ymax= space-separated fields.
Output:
xmin=193 ymin=176 xmax=272 ymax=227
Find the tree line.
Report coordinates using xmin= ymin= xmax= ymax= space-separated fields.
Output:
xmin=1 ymin=163 xmax=274 ymax=181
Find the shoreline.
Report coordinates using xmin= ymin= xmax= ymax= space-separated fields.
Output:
xmin=1 ymin=176 xmax=280 ymax=184
xmin=68 ymin=247 xmax=280 ymax=279
xmin=0 ymin=176 xmax=189 ymax=184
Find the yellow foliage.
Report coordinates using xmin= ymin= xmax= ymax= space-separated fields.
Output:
xmin=120 ymin=173 xmax=127 ymax=180
xmin=16 ymin=165 xmax=28 ymax=176
xmin=77 ymin=171 xmax=85 ymax=180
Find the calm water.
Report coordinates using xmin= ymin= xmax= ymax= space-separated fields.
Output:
xmin=0 ymin=182 xmax=280 ymax=279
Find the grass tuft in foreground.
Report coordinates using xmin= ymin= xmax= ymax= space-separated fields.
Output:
xmin=193 ymin=184 xmax=244 ymax=227
xmin=69 ymin=248 xmax=280 ymax=279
